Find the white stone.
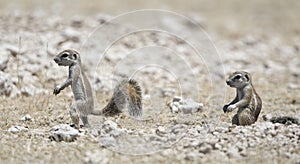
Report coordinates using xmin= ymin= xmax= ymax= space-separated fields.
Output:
xmin=0 ymin=52 xmax=9 ymax=71
xmin=83 ymin=150 xmax=109 ymax=164
xmin=20 ymin=114 xmax=33 ymax=121
xmin=8 ymin=125 xmax=28 ymax=133
xmin=0 ymin=72 xmax=19 ymax=97
xmin=99 ymin=136 xmax=116 ymax=147
xmin=49 ymin=124 xmax=79 ymax=142
xmin=169 ymin=97 xmax=203 ymax=114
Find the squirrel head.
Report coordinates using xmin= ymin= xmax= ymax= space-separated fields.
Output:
xmin=226 ymin=71 xmax=251 ymax=88
xmin=54 ymin=49 xmax=81 ymax=66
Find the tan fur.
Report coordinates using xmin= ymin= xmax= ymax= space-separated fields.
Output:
xmin=223 ymin=71 xmax=262 ymax=126
xmin=53 ymin=49 xmax=143 ymax=128
xmin=91 ymin=79 xmax=142 ymax=117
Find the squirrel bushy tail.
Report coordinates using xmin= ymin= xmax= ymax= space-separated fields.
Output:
xmin=127 ymin=79 xmax=142 ymax=117
xmin=91 ymin=79 xmax=142 ymax=117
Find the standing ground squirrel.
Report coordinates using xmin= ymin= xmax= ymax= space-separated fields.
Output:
xmin=53 ymin=49 xmax=142 ymax=128
xmin=223 ymin=71 xmax=262 ymax=126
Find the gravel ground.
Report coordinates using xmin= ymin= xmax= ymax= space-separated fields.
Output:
xmin=0 ymin=1 xmax=299 ymax=163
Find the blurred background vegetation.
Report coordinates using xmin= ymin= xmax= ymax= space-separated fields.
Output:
xmin=1 ymin=0 xmax=299 ymax=40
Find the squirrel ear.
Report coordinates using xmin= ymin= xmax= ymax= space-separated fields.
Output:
xmin=245 ymin=74 xmax=250 ymax=82
xmin=73 ymin=53 xmax=77 ymax=60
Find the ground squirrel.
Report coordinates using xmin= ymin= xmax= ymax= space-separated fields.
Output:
xmin=223 ymin=71 xmax=262 ymax=126
xmin=53 ymin=49 xmax=142 ymax=128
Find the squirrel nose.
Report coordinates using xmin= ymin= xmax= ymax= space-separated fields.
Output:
xmin=54 ymin=58 xmax=60 ymax=63
xmin=226 ymin=80 xmax=230 ymax=85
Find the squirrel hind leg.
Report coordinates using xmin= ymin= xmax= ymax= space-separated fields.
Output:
xmin=80 ymin=116 xmax=90 ymax=128
xmin=69 ymin=104 xmax=80 ymax=129
xmin=238 ymin=108 xmax=256 ymax=126
xmin=232 ymin=114 xmax=239 ymax=125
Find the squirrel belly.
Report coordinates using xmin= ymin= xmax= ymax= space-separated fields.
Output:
xmin=91 ymin=79 xmax=143 ymax=117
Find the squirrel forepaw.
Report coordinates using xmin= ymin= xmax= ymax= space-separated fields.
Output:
xmin=223 ymin=105 xmax=229 ymax=113
xmin=53 ymin=86 xmax=61 ymax=95
xmin=227 ymin=104 xmax=237 ymax=112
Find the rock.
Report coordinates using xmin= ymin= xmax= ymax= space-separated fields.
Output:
xmin=171 ymin=124 xmax=187 ymax=134
xmin=83 ymin=150 xmax=109 ymax=164
xmin=161 ymin=88 xmax=176 ymax=97
xmin=0 ymin=72 xmax=19 ymax=97
xmin=256 ymin=121 xmax=275 ymax=130
xmin=262 ymin=114 xmax=273 ymax=121
xmin=172 ymin=96 xmax=182 ymax=102
xmin=170 ymin=105 xmax=179 ymax=113
xmin=89 ymin=128 xmax=101 ymax=137
xmin=97 ymin=120 xmax=127 ymax=137
xmin=70 ymin=16 xmax=84 ymax=28
xmin=185 ymin=151 xmax=202 ymax=160
xmin=214 ymin=127 xmax=229 ymax=133
xmin=214 ymin=143 xmax=222 ymax=150
xmin=254 ymin=131 xmax=262 ymax=137
xmin=287 ymin=83 xmax=300 ymax=89
xmin=241 ymin=35 xmax=261 ymax=46
xmin=0 ymin=53 xmax=9 ymax=71
xmin=8 ymin=125 xmax=28 ymax=133
xmin=95 ymin=14 xmax=112 ymax=24
xmin=49 ymin=124 xmax=79 ymax=142
xmin=156 ymin=126 xmax=168 ymax=136
xmin=179 ymin=98 xmax=203 ymax=114
xmin=106 ymin=120 xmax=119 ymax=128
xmin=5 ymin=44 xmax=20 ymax=57
xmin=227 ymin=147 xmax=241 ymax=158
xmin=264 ymin=60 xmax=286 ymax=73
xmin=266 ymin=129 xmax=277 ymax=137
xmin=30 ymin=129 xmax=46 ymax=137
xmin=239 ymin=149 xmax=248 ymax=157
xmin=61 ymin=28 xmax=81 ymax=42
xmin=20 ymin=114 xmax=33 ymax=121
xmin=99 ymin=136 xmax=116 ymax=148
xmin=187 ymin=127 xmax=200 ymax=136
xmin=103 ymin=50 xmax=123 ymax=63
xmin=169 ymin=97 xmax=203 ymax=114
xmin=23 ymin=63 xmax=42 ymax=75
xmin=289 ymin=58 xmax=300 ymax=76
xmin=101 ymin=120 xmax=118 ymax=134
xmin=189 ymin=140 xmax=201 ymax=148
xmin=198 ymin=143 xmax=212 ymax=154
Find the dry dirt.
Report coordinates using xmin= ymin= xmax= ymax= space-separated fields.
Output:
xmin=0 ymin=1 xmax=299 ymax=164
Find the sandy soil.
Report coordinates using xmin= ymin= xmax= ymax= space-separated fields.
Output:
xmin=0 ymin=1 xmax=299 ymax=163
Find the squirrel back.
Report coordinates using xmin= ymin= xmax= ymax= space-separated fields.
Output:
xmin=92 ymin=79 xmax=143 ymax=117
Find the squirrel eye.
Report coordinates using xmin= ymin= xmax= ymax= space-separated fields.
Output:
xmin=61 ymin=53 xmax=68 ymax=58
xmin=234 ymin=75 xmax=241 ymax=80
